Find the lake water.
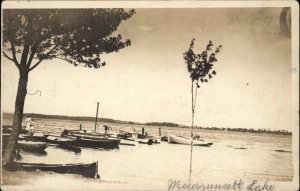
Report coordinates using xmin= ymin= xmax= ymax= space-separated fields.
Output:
xmin=1 ymin=118 xmax=294 ymax=190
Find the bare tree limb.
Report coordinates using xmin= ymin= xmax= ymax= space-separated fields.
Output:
xmin=9 ymin=41 xmax=20 ymax=66
xmin=28 ymin=59 xmax=43 ymax=72
xmin=28 ymin=45 xmax=58 ymax=72
xmin=2 ymin=51 xmax=20 ymax=69
xmin=2 ymin=51 xmax=14 ymax=62
xmin=26 ymin=45 xmax=38 ymax=68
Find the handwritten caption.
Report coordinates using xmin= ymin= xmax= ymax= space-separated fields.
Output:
xmin=168 ymin=179 xmax=275 ymax=191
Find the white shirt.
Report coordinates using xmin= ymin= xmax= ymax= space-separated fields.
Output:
xmin=25 ymin=117 xmax=32 ymax=130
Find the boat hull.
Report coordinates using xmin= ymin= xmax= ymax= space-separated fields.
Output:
xmin=18 ymin=140 xmax=48 ymax=152
xmin=62 ymin=131 xmax=120 ymax=149
xmin=7 ymin=161 xmax=100 ymax=179
xmin=168 ymin=134 xmax=213 ymax=146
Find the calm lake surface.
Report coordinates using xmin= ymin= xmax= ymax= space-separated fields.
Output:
xmin=1 ymin=118 xmax=294 ymax=190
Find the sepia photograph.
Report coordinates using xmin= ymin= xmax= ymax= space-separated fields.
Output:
xmin=1 ymin=1 xmax=299 ymax=191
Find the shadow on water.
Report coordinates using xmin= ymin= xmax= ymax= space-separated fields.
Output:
xmin=19 ymin=150 xmax=47 ymax=157
xmin=274 ymin=149 xmax=292 ymax=153
xmin=226 ymin=145 xmax=248 ymax=150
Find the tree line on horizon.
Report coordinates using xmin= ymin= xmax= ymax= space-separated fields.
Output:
xmin=3 ymin=112 xmax=292 ymax=135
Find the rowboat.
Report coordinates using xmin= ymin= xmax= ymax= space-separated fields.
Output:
xmin=2 ymin=125 xmax=28 ymax=134
xmin=62 ymin=130 xmax=120 ymax=149
xmin=2 ymin=134 xmax=47 ymax=151
xmin=21 ymin=134 xmax=81 ymax=153
xmin=18 ymin=140 xmax=48 ymax=152
xmin=67 ymin=129 xmax=117 ymax=138
xmin=66 ymin=129 xmax=138 ymax=146
xmin=6 ymin=161 xmax=100 ymax=179
xmin=168 ymin=134 xmax=213 ymax=147
xmin=44 ymin=135 xmax=82 ymax=153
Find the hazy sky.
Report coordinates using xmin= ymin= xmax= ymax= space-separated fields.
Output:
xmin=1 ymin=8 xmax=294 ymax=131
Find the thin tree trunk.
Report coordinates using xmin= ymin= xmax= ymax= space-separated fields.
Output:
xmin=189 ymin=81 xmax=195 ymax=182
xmin=3 ymin=69 xmax=28 ymax=166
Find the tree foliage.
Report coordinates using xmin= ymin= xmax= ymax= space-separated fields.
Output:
xmin=183 ymin=39 xmax=222 ymax=88
xmin=3 ymin=9 xmax=135 ymax=70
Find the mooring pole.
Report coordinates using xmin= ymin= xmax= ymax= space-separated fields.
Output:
xmin=142 ymin=127 xmax=145 ymax=136
xmin=94 ymin=102 xmax=99 ymax=132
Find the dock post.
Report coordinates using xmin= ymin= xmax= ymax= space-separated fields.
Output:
xmin=159 ymin=127 xmax=161 ymax=136
xmin=80 ymin=124 xmax=82 ymax=130
xmin=142 ymin=128 xmax=145 ymax=136
xmin=94 ymin=102 xmax=99 ymax=132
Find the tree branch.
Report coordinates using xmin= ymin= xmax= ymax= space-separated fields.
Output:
xmin=2 ymin=51 xmax=14 ymax=62
xmin=26 ymin=44 xmax=38 ymax=68
xmin=2 ymin=51 xmax=20 ymax=69
xmin=28 ymin=45 xmax=58 ymax=72
xmin=28 ymin=59 xmax=43 ymax=72
xmin=9 ymin=41 xmax=20 ymax=66
xmin=56 ymin=57 xmax=70 ymax=62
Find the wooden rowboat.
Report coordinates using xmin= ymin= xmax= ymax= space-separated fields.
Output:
xmin=6 ymin=161 xmax=100 ymax=179
xmin=22 ymin=134 xmax=81 ymax=153
xmin=18 ymin=140 xmax=48 ymax=152
xmin=44 ymin=135 xmax=82 ymax=153
xmin=61 ymin=130 xmax=120 ymax=149
xmin=168 ymin=134 xmax=213 ymax=147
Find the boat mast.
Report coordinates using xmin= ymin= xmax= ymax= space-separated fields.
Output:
xmin=94 ymin=102 xmax=99 ymax=132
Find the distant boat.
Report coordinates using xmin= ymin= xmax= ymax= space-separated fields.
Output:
xmin=168 ymin=134 xmax=213 ymax=147
xmin=6 ymin=161 xmax=100 ymax=179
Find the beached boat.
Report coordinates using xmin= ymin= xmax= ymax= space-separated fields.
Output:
xmin=2 ymin=134 xmax=48 ymax=152
xmin=44 ymin=135 xmax=82 ymax=153
xmin=65 ymin=130 xmax=138 ymax=146
xmin=67 ymin=129 xmax=117 ymax=137
xmin=62 ymin=130 xmax=120 ymax=149
xmin=20 ymin=134 xmax=81 ymax=153
xmin=168 ymin=134 xmax=213 ymax=147
xmin=2 ymin=125 xmax=28 ymax=134
xmin=18 ymin=140 xmax=48 ymax=152
xmin=7 ymin=161 xmax=100 ymax=179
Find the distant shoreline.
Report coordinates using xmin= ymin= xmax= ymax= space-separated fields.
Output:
xmin=2 ymin=112 xmax=292 ymax=135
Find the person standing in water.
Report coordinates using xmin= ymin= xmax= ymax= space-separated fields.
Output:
xmin=25 ymin=115 xmax=32 ymax=132
xmin=25 ymin=115 xmax=34 ymax=135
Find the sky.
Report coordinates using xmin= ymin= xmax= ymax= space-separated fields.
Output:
xmin=1 ymin=8 xmax=295 ymax=131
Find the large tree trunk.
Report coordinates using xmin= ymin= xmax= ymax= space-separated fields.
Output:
xmin=3 ymin=69 xmax=28 ymax=166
